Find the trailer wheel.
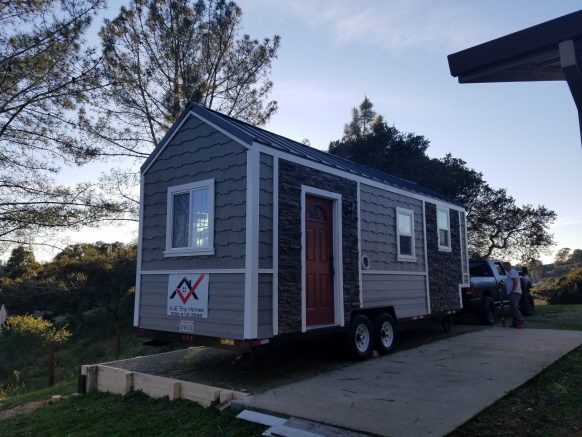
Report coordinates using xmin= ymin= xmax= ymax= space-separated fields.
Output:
xmin=347 ymin=314 xmax=373 ymax=359
xmin=479 ymin=295 xmax=496 ymax=325
xmin=373 ymin=313 xmax=397 ymax=354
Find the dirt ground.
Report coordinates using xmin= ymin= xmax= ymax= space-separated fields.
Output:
xmin=0 ymin=400 xmax=48 ymax=422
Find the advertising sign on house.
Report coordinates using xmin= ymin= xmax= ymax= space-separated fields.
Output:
xmin=167 ymin=273 xmax=209 ymax=318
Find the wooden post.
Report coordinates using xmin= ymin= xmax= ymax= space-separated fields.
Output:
xmin=168 ymin=381 xmax=181 ymax=401
xmin=84 ymin=366 xmax=98 ymax=393
xmin=123 ymin=372 xmax=134 ymax=395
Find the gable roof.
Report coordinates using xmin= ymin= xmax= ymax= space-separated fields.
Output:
xmin=142 ymin=102 xmax=462 ymax=207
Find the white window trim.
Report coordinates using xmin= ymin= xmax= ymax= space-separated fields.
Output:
xmin=437 ymin=206 xmax=452 ymax=252
xmin=165 ymin=179 xmax=215 ymax=257
xmin=396 ymin=207 xmax=416 ymax=262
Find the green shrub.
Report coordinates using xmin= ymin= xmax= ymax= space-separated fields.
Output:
xmin=0 ymin=315 xmax=71 ymax=387
xmin=533 ymin=267 xmax=582 ymax=304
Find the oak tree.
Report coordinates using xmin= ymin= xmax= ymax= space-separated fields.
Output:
xmin=328 ymin=98 xmax=556 ymax=261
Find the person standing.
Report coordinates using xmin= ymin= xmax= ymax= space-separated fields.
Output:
xmin=502 ymin=261 xmax=525 ymax=328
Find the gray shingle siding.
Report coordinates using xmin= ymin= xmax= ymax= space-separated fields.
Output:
xmin=259 ymin=153 xmax=273 ymax=270
xmin=139 ymin=273 xmax=245 ymax=339
xmin=258 ymin=273 xmax=273 ymax=338
xmin=360 ymin=184 xmax=426 ymax=272
xmin=362 ymin=274 xmax=428 ymax=317
xmin=141 ymin=115 xmax=247 ymax=271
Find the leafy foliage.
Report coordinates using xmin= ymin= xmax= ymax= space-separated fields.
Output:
xmin=3 ymin=315 xmax=71 ymax=344
xmin=1 ymin=314 xmax=71 ymax=386
xmin=0 ymin=0 xmax=126 ymax=249
xmin=328 ymin=98 xmax=556 ymax=261
xmin=534 ymin=267 xmax=582 ymax=304
xmin=0 ymin=242 xmax=136 ymax=322
xmin=83 ymin=0 xmax=281 ymax=161
xmin=4 ymin=246 xmax=38 ymax=279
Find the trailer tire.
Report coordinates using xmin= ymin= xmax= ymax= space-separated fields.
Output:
xmin=520 ymin=292 xmax=535 ymax=317
xmin=347 ymin=314 xmax=373 ymax=359
xmin=479 ymin=295 xmax=496 ymax=325
xmin=373 ymin=313 xmax=397 ymax=354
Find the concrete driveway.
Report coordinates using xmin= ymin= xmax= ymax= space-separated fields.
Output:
xmin=241 ymin=328 xmax=582 ymax=436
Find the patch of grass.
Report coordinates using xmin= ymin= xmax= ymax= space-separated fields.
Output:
xmin=0 ymin=380 xmax=76 ymax=412
xmin=524 ymin=304 xmax=582 ymax=331
xmin=0 ymin=391 xmax=265 ymax=437
xmin=449 ymin=345 xmax=582 ymax=437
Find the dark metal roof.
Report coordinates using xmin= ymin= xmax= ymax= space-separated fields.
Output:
xmin=448 ymin=9 xmax=582 ymax=83
xmin=143 ymin=102 xmax=461 ymax=206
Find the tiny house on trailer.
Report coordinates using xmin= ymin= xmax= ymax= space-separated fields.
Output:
xmin=134 ymin=103 xmax=470 ymax=357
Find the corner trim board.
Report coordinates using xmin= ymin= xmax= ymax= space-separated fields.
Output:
xmin=244 ymin=149 xmax=260 ymax=339
xmin=357 ymin=181 xmax=363 ymax=308
xmin=423 ymin=201 xmax=431 ymax=315
xmin=272 ymin=157 xmax=279 ymax=336
xmin=133 ymin=175 xmax=145 ymax=327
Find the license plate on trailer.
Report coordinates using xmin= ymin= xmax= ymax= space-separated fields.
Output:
xmin=220 ymin=338 xmax=235 ymax=346
xmin=179 ymin=320 xmax=194 ymax=333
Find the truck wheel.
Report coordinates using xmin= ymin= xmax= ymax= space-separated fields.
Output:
xmin=347 ymin=314 xmax=373 ymax=359
xmin=373 ymin=313 xmax=397 ymax=354
xmin=479 ymin=295 xmax=496 ymax=325
xmin=520 ymin=292 xmax=535 ymax=317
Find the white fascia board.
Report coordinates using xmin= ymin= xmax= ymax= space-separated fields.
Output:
xmin=244 ymin=148 xmax=260 ymax=339
xmin=252 ymin=142 xmax=466 ymax=213
xmin=142 ymin=110 xmax=252 ymax=175
xmin=362 ymin=270 xmax=428 ymax=276
xmin=141 ymin=269 xmax=246 ymax=275
xmin=133 ymin=175 xmax=145 ymax=327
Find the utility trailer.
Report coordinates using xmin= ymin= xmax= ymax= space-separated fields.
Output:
xmin=133 ymin=103 xmax=470 ymax=358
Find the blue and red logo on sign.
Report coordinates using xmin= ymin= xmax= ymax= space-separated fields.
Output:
xmin=170 ymin=274 xmax=206 ymax=304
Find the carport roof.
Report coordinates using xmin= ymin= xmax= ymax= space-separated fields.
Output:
xmin=448 ymin=9 xmax=582 ymax=84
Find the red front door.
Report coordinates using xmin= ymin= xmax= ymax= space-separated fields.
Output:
xmin=305 ymin=195 xmax=334 ymax=326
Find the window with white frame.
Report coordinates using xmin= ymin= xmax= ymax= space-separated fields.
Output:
xmin=165 ymin=179 xmax=215 ymax=255
xmin=396 ymin=207 xmax=416 ymax=261
xmin=437 ymin=207 xmax=451 ymax=251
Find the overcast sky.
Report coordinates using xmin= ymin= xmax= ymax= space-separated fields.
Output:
xmin=54 ymin=0 xmax=582 ymax=263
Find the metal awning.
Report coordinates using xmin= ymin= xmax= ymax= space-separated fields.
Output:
xmin=447 ymin=9 xmax=582 ymax=145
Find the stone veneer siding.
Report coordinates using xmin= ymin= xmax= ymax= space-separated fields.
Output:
xmin=278 ymin=160 xmax=360 ymax=334
xmin=426 ymin=203 xmax=463 ymax=312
